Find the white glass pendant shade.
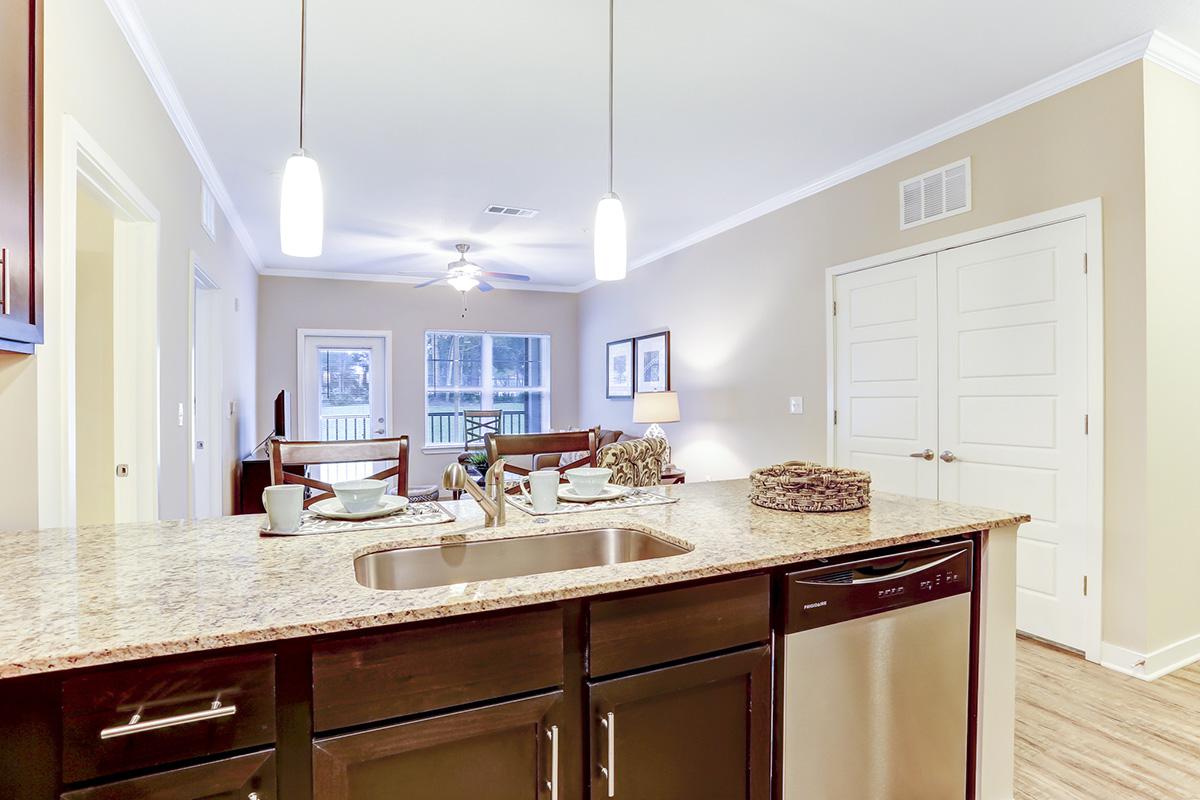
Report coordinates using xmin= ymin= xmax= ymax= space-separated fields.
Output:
xmin=593 ymin=193 xmax=627 ymax=281
xmin=447 ymin=274 xmax=479 ymax=293
xmin=280 ymin=150 xmax=324 ymax=257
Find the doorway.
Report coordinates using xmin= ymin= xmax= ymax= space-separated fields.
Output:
xmin=828 ymin=203 xmax=1103 ymax=659
xmin=297 ymin=330 xmax=391 ymax=443
xmin=190 ymin=258 xmax=223 ymax=519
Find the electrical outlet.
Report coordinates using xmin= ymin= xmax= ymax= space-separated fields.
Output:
xmin=789 ymin=396 xmax=804 ymax=414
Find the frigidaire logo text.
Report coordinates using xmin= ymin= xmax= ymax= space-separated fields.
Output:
xmin=803 ymin=600 xmax=828 ymax=610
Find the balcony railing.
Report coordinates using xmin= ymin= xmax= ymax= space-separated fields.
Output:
xmin=320 ymin=414 xmax=371 ymax=441
xmin=427 ymin=410 xmax=529 ymax=446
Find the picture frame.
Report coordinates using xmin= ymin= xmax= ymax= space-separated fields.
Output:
xmin=606 ymin=338 xmax=634 ymax=398
xmin=634 ymin=331 xmax=671 ymax=393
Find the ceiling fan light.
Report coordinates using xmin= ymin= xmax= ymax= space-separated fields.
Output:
xmin=280 ymin=150 xmax=324 ymax=257
xmin=447 ymin=274 xmax=479 ymax=293
xmin=593 ymin=193 xmax=627 ymax=281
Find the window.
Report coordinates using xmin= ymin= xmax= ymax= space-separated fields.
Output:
xmin=425 ymin=330 xmax=551 ymax=446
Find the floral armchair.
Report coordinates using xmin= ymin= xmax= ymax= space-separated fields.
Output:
xmin=596 ymin=436 xmax=668 ymax=488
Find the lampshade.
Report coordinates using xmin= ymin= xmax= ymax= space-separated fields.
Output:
xmin=593 ymin=193 xmax=627 ymax=281
xmin=633 ymin=391 xmax=680 ymax=424
xmin=280 ymin=150 xmax=324 ymax=257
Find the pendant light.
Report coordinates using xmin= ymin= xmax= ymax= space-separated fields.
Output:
xmin=280 ymin=0 xmax=324 ymax=257
xmin=593 ymin=0 xmax=627 ymax=281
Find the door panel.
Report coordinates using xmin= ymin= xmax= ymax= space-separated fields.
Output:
xmin=834 ymin=255 xmax=939 ymax=497
xmin=60 ymin=750 xmax=274 ymax=800
xmin=937 ymin=219 xmax=1088 ymax=650
xmin=312 ymin=691 xmax=562 ymax=800
xmin=587 ymin=646 xmax=770 ymax=800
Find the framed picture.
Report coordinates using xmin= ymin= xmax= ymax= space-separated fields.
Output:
xmin=606 ymin=338 xmax=634 ymax=398
xmin=634 ymin=331 xmax=671 ymax=393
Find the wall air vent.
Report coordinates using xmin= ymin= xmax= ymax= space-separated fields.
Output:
xmin=899 ymin=157 xmax=971 ymax=230
xmin=483 ymin=204 xmax=539 ymax=218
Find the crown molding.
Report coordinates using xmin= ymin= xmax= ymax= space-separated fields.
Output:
xmin=257 ymin=266 xmax=581 ymax=293
xmin=1144 ymin=30 xmax=1200 ymax=84
xmin=103 ymin=0 xmax=264 ymax=270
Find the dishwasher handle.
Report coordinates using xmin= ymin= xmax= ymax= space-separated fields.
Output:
xmin=793 ymin=549 xmax=964 ymax=586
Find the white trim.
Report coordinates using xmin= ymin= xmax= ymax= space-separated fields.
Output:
xmin=101 ymin=0 xmax=262 ymax=270
xmin=572 ymin=31 xmax=1163 ymax=293
xmin=1101 ymin=631 xmax=1200 ymax=681
xmin=42 ymin=116 xmax=161 ymax=527
xmin=188 ymin=254 xmax=224 ymax=518
xmin=295 ymin=329 xmax=393 ymax=442
xmin=258 ymin=266 xmax=580 ymax=294
xmin=824 ymin=198 xmax=1105 ymax=664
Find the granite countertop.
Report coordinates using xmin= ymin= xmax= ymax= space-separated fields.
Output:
xmin=0 ymin=480 xmax=1028 ymax=679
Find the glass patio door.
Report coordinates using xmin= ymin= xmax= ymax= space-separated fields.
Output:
xmin=299 ymin=333 xmax=390 ymax=442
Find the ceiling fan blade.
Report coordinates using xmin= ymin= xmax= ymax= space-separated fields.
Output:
xmin=477 ymin=280 xmax=496 ymax=293
xmin=395 ymin=271 xmax=448 ymax=278
xmin=480 ymin=271 xmax=532 ymax=282
xmin=412 ymin=276 xmax=446 ymax=289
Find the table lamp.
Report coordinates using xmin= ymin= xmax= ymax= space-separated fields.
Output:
xmin=633 ymin=391 xmax=681 ymax=468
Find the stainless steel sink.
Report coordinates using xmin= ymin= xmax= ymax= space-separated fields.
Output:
xmin=354 ymin=527 xmax=692 ymax=590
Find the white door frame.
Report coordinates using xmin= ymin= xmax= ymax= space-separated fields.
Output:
xmin=39 ymin=115 xmax=160 ymax=527
xmin=295 ymin=329 xmax=393 ymax=440
xmin=188 ymin=255 xmax=223 ymax=518
xmin=824 ymin=198 xmax=1105 ymax=662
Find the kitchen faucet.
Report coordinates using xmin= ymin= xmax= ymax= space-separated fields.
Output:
xmin=442 ymin=458 xmax=507 ymax=527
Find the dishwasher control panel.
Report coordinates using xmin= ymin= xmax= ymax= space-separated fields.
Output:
xmin=783 ymin=540 xmax=974 ymax=634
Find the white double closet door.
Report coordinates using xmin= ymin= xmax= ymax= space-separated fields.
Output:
xmin=834 ymin=219 xmax=1089 ymax=651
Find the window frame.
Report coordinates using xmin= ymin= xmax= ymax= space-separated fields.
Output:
xmin=423 ymin=329 xmax=552 ymax=449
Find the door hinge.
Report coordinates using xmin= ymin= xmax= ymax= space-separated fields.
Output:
xmin=1083 ymin=253 xmax=1088 ymax=274
xmin=1083 ymin=575 xmax=1088 ymax=596
xmin=832 ymin=300 xmax=838 ymax=316
xmin=833 ymin=409 xmax=838 ymax=425
xmin=1084 ymin=414 xmax=1089 ymax=435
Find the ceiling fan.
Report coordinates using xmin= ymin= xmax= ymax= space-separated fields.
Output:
xmin=398 ymin=244 xmax=532 ymax=293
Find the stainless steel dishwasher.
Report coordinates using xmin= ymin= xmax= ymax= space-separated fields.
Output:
xmin=781 ymin=539 xmax=974 ymax=799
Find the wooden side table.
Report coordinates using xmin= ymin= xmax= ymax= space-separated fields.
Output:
xmin=660 ymin=467 xmax=686 ymax=485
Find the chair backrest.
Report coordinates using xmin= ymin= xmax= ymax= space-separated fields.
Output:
xmin=269 ymin=436 xmax=409 ymax=508
xmin=464 ymin=410 xmax=503 ymax=451
xmin=596 ymin=437 xmax=667 ymax=488
xmin=486 ymin=429 xmax=599 ymax=489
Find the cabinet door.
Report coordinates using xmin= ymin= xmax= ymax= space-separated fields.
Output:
xmin=588 ymin=645 xmax=770 ymax=800
xmin=313 ymin=691 xmax=564 ymax=800
xmin=0 ymin=0 xmax=41 ymax=348
xmin=60 ymin=750 xmax=275 ymax=799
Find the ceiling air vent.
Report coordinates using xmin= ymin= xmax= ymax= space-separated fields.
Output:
xmin=899 ymin=157 xmax=971 ymax=230
xmin=483 ymin=204 xmax=539 ymax=218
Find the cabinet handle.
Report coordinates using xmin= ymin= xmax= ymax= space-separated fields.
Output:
xmin=0 ymin=247 xmax=7 ymax=315
xmin=599 ymin=711 xmax=615 ymax=797
xmin=908 ymin=449 xmax=934 ymax=460
xmin=99 ymin=699 xmax=237 ymax=739
xmin=545 ymin=724 xmax=559 ymax=800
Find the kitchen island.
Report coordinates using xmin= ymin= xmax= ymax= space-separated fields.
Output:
xmin=0 ymin=479 xmax=1027 ymax=799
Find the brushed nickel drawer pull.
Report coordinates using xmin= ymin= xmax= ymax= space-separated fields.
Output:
xmin=99 ymin=699 xmax=237 ymax=739
xmin=0 ymin=247 xmax=7 ymax=315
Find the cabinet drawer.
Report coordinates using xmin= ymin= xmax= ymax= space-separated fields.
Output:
xmin=588 ymin=575 xmax=770 ymax=677
xmin=313 ymin=607 xmax=564 ymax=731
xmin=60 ymin=749 xmax=275 ymax=800
xmin=61 ymin=652 xmax=275 ymax=784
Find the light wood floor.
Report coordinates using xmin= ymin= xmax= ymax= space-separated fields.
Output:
xmin=1015 ymin=637 xmax=1200 ymax=799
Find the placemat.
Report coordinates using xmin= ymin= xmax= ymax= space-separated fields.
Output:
xmin=506 ymin=488 xmax=679 ymax=516
xmin=260 ymin=501 xmax=456 ymax=536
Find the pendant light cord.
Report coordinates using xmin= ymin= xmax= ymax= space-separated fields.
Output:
xmin=299 ymin=0 xmax=308 ymax=150
xmin=607 ymin=0 xmax=614 ymax=194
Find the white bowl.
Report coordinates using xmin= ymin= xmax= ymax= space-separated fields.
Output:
xmin=564 ymin=467 xmax=612 ymax=497
xmin=332 ymin=479 xmax=388 ymax=513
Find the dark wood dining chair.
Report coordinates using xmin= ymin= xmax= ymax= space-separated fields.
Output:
xmin=463 ymin=410 xmax=503 ymax=451
xmin=269 ymin=437 xmax=410 ymax=509
xmin=485 ymin=429 xmax=599 ymax=493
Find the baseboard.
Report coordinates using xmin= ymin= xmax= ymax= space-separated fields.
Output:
xmin=1100 ymin=631 xmax=1200 ymax=681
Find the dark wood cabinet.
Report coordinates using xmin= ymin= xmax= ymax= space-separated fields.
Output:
xmin=313 ymin=691 xmax=564 ymax=799
xmin=59 ymin=750 xmax=275 ymax=800
xmin=587 ymin=645 xmax=772 ymax=800
xmin=0 ymin=0 xmax=42 ymax=353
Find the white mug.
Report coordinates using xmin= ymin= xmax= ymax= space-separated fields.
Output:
xmin=520 ymin=470 xmax=561 ymax=513
xmin=263 ymin=485 xmax=304 ymax=532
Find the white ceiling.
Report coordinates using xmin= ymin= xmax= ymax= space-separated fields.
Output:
xmin=130 ymin=0 xmax=1200 ymax=289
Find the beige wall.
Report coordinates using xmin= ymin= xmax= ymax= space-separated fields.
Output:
xmin=1143 ymin=62 xmax=1200 ymax=654
xmin=0 ymin=0 xmax=263 ymax=528
xmin=74 ymin=186 xmax=116 ymax=525
xmin=579 ymin=63 xmax=1151 ymax=652
xmin=257 ymin=276 xmax=580 ymax=489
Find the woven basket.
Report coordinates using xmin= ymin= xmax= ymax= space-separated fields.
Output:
xmin=749 ymin=461 xmax=871 ymax=512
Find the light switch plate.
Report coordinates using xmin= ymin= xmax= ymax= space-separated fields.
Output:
xmin=177 ymin=402 xmax=185 ymax=427
xmin=789 ymin=396 xmax=804 ymax=414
